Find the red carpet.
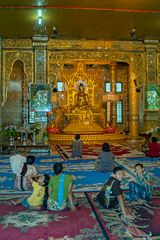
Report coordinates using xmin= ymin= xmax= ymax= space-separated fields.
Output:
xmin=60 ymin=143 xmax=144 ymax=159
xmin=0 ymin=193 xmax=105 ymax=240
xmin=1 ymin=192 xmax=160 ymax=239
xmin=86 ymin=192 xmax=160 ymax=240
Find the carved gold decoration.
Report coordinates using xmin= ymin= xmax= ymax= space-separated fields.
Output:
xmin=34 ymin=48 xmax=47 ymax=83
xmin=144 ymin=40 xmax=158 ymax=83
xmin=3 ymin=39 xmax=32 ymax=48
xmin=48 ymin=62 xmax=106 ymax=133
xmin=49 ymin=132 xmax=127 ymax=144
xmin=2 ymin=50 xmax=33 ymax=105
xmin=1 ymin=38 xmax=158 ymax=141
xmin=48 ymin=39 xmax=144 ymax=52
xmin=47 ymin=40 xmax=145 ymax=137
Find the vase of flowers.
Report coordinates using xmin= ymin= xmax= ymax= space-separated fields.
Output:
xmin=0 ymin=125 xmax=19 ymax=146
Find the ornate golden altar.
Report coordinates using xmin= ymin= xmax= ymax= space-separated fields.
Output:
xmin=48 ymin=62 xmax=127 ymax=143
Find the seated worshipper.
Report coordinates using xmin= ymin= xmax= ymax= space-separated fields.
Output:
xmin=95 ymin=142 xmax=114 ymax=172
xmin=11 ymin=174 xmax=50 ymax=209
xmin=128 ymin=163 xmax=153 ymax=203
xmin=14 ymin=155 xmax=37 ymax=191
xmin=96 ymin=167 xmax=134 ymax=220
xmin=146 ymin=136 xmax=160 ymax=157
xmin=71 ymin=134 xmax=83 ymax=158
xmin=10 ymin=153 xmax=26 ymax=178
xmin=47 ymin=163 xmax=76 ymax=211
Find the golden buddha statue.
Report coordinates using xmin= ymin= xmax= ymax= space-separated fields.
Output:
xmin=75 ymin=83 xmax=89 ymax=111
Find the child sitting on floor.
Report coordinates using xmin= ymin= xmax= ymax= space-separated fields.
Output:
xmin=11 ymin=174 xmax=50 ymax=209
xmin=128 ymin=163 xmax=153 ymax=203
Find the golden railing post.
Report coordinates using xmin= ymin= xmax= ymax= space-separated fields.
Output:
xmin=129 ymin=60 xmax=139 ymax=139
xmin=111 ymin=63 xmax=117 ymax=128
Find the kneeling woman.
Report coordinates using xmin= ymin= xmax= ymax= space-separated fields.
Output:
xmin=47 ymin=163 xmax=76 ymax=211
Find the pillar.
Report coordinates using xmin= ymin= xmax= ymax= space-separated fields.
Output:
xmin=129 ymin=57 xmax=139 ymax=139
xmin=32 ymin=36 xmax=48 ymax=83
xmin=143 ymin=40 xmax=158 ymax=131
xmin=111 ymin=63 xmax=117 ymax=128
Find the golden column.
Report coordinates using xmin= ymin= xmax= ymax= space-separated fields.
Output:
xmin=32 ymin=36 xmax=48 ymax=83
xmin=129 ymin=58 xmax=139 ymax=139
xmin=111 ymin=62 xmax=117 ymax=128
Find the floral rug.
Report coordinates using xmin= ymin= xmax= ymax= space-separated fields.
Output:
xmin=1 ymin=192 xmax=160 ymax=240
xmin=0 ymin=192 xmax=107 ymax=240
xmin=86 ymin=192 xmax=160 ymax=240
xmin=59 ymin=143 xmax=144 ymax=159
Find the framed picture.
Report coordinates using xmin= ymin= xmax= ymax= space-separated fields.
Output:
xmin=30 ymin=83 xmax=52 ymax=112
xmin=144 ymin=84 xmax=160 ymax=111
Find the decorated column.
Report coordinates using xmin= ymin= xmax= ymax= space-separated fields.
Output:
xmin=129 ymin=56 xmax=139 ymax=139
xmin=143 ymin=40 xmax=159 ymax=132
xmin=32 ymin=36 xmax=48 ymax=83
xmin=144 ymin=40 xmax=158 ymax=83
xmin=111 ymin=62 xmax=117 ymax=128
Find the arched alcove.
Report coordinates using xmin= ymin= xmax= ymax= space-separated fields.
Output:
xmin=2 ymin=60 xmax=25 ymax=127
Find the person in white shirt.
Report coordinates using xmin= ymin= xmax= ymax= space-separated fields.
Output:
xmin=12 ymin=155 xmax=37 ymax=191
xmin=10 ymin=154 xmax=26 ymax=176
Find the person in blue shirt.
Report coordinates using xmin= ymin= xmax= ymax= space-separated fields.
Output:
xmin=128 ymin=163 xmax=153 ymax=203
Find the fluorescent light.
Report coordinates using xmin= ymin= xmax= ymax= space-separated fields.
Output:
xmin=38 ymin=16 xmax=42 ymax=25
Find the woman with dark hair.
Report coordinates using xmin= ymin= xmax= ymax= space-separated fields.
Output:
xmin=14 ymin=155 xmax=37 ymax=191
xmin=95 ymin=142 xmax=114 ymax=172
xmin=47 ymin=163 xmax=76 ymax=211
xmin=71 ymin=134 xmax=83 ymax=158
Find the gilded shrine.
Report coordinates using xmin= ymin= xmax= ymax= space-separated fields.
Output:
xmin=0 ymin=38 xmax=160 ymax=144
xmin=48 ymin=60 xmax=128 ymax=142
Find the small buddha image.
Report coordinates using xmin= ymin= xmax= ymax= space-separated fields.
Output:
xmin=75 ymin=83 xmax=89 ymax=110
xmin=146 ymin=87 xmax=159 ymax=110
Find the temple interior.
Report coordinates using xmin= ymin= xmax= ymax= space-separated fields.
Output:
xmin=0 ymin=1 xmax=160 ymax=239
xmin=0 ymin=0 xmax=160 ymax=147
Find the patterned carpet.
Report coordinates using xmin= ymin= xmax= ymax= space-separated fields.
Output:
xmin=59 ymin=143 xmax=145 ymax=159
xmin=0 ymin=144 xmax=160 ymax=239
xmin=86 ymin=192 xmax=160 ymax=240
xmin=1 ymin=153 xmax=159 ymax=193
xmin=0 ymin=156 xmax=110 ymax=192
xmin=0 ymin=192 xmax=107 ymax=240
xmin=1 ymin=192 xmax=160 ymax=240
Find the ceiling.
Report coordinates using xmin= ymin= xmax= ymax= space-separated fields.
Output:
xmin=0 ymin=0 xmax=160 ymax=41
